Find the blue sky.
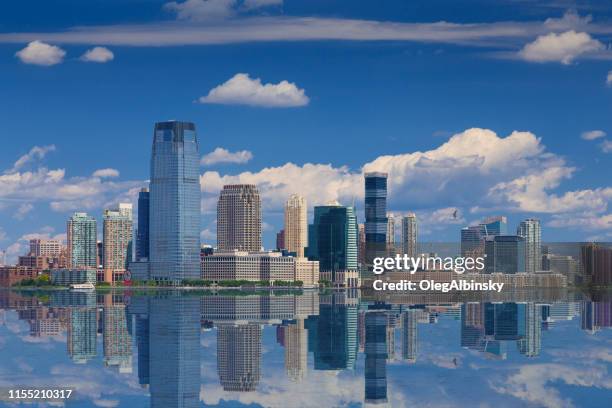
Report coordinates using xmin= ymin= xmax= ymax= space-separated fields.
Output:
xmin=1 ymin=0 xmax=612 ymax=259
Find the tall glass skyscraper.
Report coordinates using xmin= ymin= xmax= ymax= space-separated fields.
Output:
xmin=484 ymin=236 xmax=526 ymax=274
xmin=149 ymin=121 xmax=201 ymax=283
xmin=67 ymin=212 xmax=97 ymax=268
xmin=136 ymin=187 xmax=150 ymax=261
xmin=365 ymin=172 xmax=388 ymax=269
xmin=364 ymin=311 xmax=388 ymax=405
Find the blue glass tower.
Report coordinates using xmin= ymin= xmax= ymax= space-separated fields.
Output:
xmin=365 ymin=172 xmax=388 ymax=269
xmin=136 ymin=188 xmax=150 ymax=261
xmin=149 ymin=121 xmax=200 ymax=283
xmin=484 ymin=235 xmax=526 ymax=274
xmin=364 ymin=311 xmax=388 ymax=404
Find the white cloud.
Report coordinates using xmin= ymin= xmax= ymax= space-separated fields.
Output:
xmin=13 ymin=203 xmax=34 ymax=220
xmin=201 ymin=147 xmax=253 ymax=166
xmin=198 ymin=73 xmax=309 ymax=107
xmin=92 ymin=168 xmax=120 ymax=178
xmin=243 ymin=0 xmax=283 ymax=9
xmin=15 ymin=41 xmax=66 ymax=66
xmin=581 ymin=130 xmax=606 ymax=140
xmin=164 ymin=0 xmax=236 ymax=21
xmin=518 ymin=30 xmax=604 ymax=64
xmin=601 ymin=140 xmax=612 ymax=153
xmin=548 ymin=213 xmax=612 ymax=230
xmin=80 ymin=46 xmax=114 ymax=63
xmin=11 ymin=145 xmax=56 ymax=171
xmin=606 ymin=70 xmax=612 ymax=86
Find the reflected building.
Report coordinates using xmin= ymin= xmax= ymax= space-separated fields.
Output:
xmin=364 ymin=311 xmax=388 ymax=406
xmin=517 ymin=303 xmax=542 ymax=357
xmin=135 ymin=314 xmax=150 ymax=387
xmin=401 ymin=310 xmax=418 ymax=363
xmin=306 ymin=292 xmax=358 ymax=370
xmin=67 ymin=307 xmax=97 ymax=363
xmin=217 ymin=324 xmax=261 ymax=392
xmin=102 ymin=296 xmax=132 ymax=373
xmin=284 ymin=318 xmax=308 ymax=382
xmin=581 ymin=301 xmax=612 ymax=334
xmin=149 ymin=295 xmax=201 ymax=408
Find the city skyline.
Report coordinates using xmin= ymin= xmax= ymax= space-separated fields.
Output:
xmin=1 ymin=1 xmax=612 ymax=261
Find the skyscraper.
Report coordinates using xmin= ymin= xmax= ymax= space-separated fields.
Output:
xmin=217 ymin=184 xmax=262 ymax=252
xmin=401 ymin=310 xmax=418 ymax=362
xmin=484 ymin=236 xmax=526 ymax=274
xmin=67 ymin=212 xmax=97 ymax=269
xmin=401 ymin=213 xmax=417 ymax=258
xmin=217 ymin=324 xmax=261 ymax=392
xmin=149 ymin=121 xmax=201 ymax=283
xmin=284 ymin=318 xmax=308 ymax=382
xmin=308 ymin=202 xmax=359 ymax=286
xmin=284 ymin=194 xmax=308 ymax=257
xmin=365 ymin=172 xmax=388 ymax=268
xmin=103 ymin=205 xmax=133 ymax=283
xmin=386 ymin=213 xmax=395 ymax=246
xmin=68 ymin=307 xmax=97 ymax=363
xmin=517 ymin=218 xmax=541 ymax=273
xmin=136 ymin=187 xmax=150 ymax=261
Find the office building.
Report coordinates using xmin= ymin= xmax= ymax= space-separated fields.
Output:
xmin=149 ymin=121 xmax=201 ymax=283
xmin=29 ymin=239 xmax=62 ymax=257
xmin=364 ymin=311 xmax=388 ymax=405
xmin=284 ymin=318 xmax=308 ymax=382
xmin=401 ymin=310 xmax=418 ymax=362
xmin=217 ymin=184 xmax=262 ymax=252
xmin=581 ymin=243 xmax=612 ymax=285
xmin=365 ymin=172 xmax=388 ymax=268
xmin=481 ymin=216 xmax=508 ymax=236
xmin=67 ymin=213 xmax=97 ymax=269
xmin=217 ymin=324 xmax=261 ymax=392
xmin=276 ymin=229 xmax=285 ymax=251
xmin=308 ymin=202 xmax=359 ymax=286
xmin=484 ymin=236 xmax=526 ymax=274
xmin=517 ymin=218 xmax=541 ymax=273
xmin=284 ymin=194 xmax=308 ymax=257
xmin=386 ymin=213 xmax=395 ymax=246
xmin=51 ymin=268 xmax=97 ymax=286
xmin=136 ymin=187 xmax=150 ymax=261
xmin=401 ymin=213 xmax=417 ymax=258
xmin=103 ymin=205 xmax=133 ymax=283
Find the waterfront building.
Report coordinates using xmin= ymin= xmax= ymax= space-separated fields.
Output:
xmin=484 ymin=235 xmax=526 ymax=274
xmin=136 ymin=187 xmax=150 ymax=261
xmin=67 ymin=212 xmax=97 ymax=269
xmin=284 ymin=194 xmax=308 ymax=257
xmin=217 ymin=184 xmax=262 ymax=252
xmin=365 ymin=172 xmax=388 ymax=269
xmin=517 ymin=218 xmax=541 ymax=273
xmin=149 ymin=121 xmax=201 ymax=283
xmin=401 ymin=213 xmax=417 ymax=258
xmin=103 ymin=205 xmax=133 ymax=283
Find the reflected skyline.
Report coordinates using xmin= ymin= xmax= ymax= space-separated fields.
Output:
xmin=0 ymin=289 xmax=610 ymax=407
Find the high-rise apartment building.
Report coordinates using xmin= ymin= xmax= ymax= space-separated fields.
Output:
xmin=67 ymin=213 xmax=97 ymax=269
xmin=217 ymin=184 xmax=262 ymax=252
xmin=103 ymin=205 xmax=133 ymax=283
xmin=517 ymin=218 xmax=542 ymax=273
xmin=136 ymin=187 xmax=150 ymax=261
xmin=284 ymin=194 xmax=308 ymax=257
xmin=386 ymin=213 xmax=395 ymax=245
xmin=149 ymin=121 xmax=201 ymax=283
xmin=364 ymin=172 xmax=388 ymax=268
xmin=401 ymin=213 xmax=417 ymax=258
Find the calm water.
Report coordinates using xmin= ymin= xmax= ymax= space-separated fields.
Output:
xmin=0 ymin=289 xmax=610 ymax=408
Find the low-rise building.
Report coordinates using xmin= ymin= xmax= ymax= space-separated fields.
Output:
xmin=51 ymin=268 xmax=97 ymax=286
xmin=0 ymin=266 xmax=42 ymax=287
xmin=201 ymin=251 xmax=319 ymax=286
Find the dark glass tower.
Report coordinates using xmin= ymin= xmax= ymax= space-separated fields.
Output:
xmin=365 ymin=172 xmax=388 ymax=270
xmin=149 ymin=121 xmax=200 ymax=283
xmin=364 ymin=311 xmax=388 ymax=405
xmin=136 ymin=188 xmax=150 ymax=261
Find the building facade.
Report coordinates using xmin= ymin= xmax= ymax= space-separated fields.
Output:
xmin=284 ymin=194 xmax=308 ymax=257
xmin=364 ymin=172 xmax=388 ymax=269
xmin=217 ymin=184 xmax=262 ymax=252
xmin=136 ymin=187 xmax=150 ymax=261
xmin=149 ymin=121 xmax=201 ymax=283
xmin=401 ymin=213 xmax=417 ymax=258
xmin=67 ymin=213 xmax=98 ymax=269
xmin=517 ymin=218 xmax=541 ymax=273
xmin=103 ymin=206 xmax=133 ymax=283
xmin=484 ymin=235 xmax=526 ymax=274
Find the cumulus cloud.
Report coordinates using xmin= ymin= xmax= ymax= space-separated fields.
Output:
xmin=197 ymin=73 xmax=309 ymax=107
xmin=92 ymin=168 xmax=120 ymax=178
xmin=15 ymin=41 xmax=66 ymax=66
xmin=11 ymin=145 xmax=56 ymax=172
xmin=80 ymin=46 xmax=114 ymax=63
xmin=201 ymin=147 xmax=253 ymax=166
xmin=164 ymin=0 xmax=236 ymax=21
xmin=581 ymin=130 xmax=606 ymax=140
xmin=518 ymin=30 xmax=604 ymax=64
xmin=601 ymin=140 xmax=612 ymax=153
xmin=13 ymin=203 xmax=34 ymax=220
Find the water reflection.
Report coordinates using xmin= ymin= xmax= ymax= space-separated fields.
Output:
xmin=0 ymin=289 xmax=610 ymax=407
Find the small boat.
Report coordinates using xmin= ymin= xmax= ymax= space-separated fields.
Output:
xmin=70 ymin=282 xmax=96 ymax=291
